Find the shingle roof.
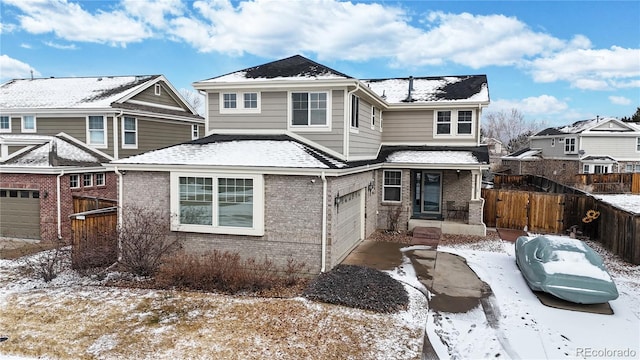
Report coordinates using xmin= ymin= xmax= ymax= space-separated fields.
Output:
xmin=377 ymin=145 xmax=489 ymax=164
xmin=362 ymin=75 xmax=489 ymax=103
xmin=0 ymin=75 xmax=160 ymax=109
xmin=1 ymin=134 xmax=111 ymax=167
xmin=535 ymin=117 xmax=637 ymax=136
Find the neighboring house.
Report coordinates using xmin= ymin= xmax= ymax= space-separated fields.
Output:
xmin=108 ymin=55 xmax=490 ymax=273
xmin=0 ymin=75 xmax=204 ymax=240
xmin=484 ymin=137 xmax=507 ymax=171
xmin=502 ymin=117 xmax=640 ymax=184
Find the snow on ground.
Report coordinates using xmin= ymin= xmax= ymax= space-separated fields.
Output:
xmin=594 ymin=194 xmax=640 ymax=214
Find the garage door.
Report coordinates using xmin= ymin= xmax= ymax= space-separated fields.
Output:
xmin=0 ymin=189 xmax=41 ymax=239
xmin=335 ymin=189 xmax=364 ymax=261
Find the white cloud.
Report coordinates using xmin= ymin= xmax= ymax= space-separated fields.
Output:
xmin=609 ymin=96 xmax=631 ymax=105
xmin=489 ymin=95 xmax=568 ymax=115
xmin=44 ymin=41 xmax=78 ymax=50
xmin=20 ymin=43 xmax=32 ymax=49
xmin=0 ymin=22 xmax=16 ymax=34
xmin=0 ymin=55 xmax=40 ymax=81
xmin=122 ymin=0 xmax=184 ymax=28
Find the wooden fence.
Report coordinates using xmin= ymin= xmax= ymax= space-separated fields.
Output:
xmin=70 ymin=198 xmax=118 ymax=269
xmin=574 ymin=173 xmax=640 ymax=194
xmin=484 ymin=174 xmax=640 ymax=264
xmin=73 ymin=196 xmax=118 ymax=213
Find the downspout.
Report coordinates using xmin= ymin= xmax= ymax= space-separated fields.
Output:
xmin=321 ymin=171 xmax=328 ymax=273
xmin=56 ymin=170 xmax=65 ymax=239
xmin=114 ymin=166 xmax=124 ymax=261
xmin=344 ymin=83 xmax=361 ymax=159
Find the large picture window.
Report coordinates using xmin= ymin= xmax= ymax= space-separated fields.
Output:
xmin=171 ymin=173 xmax=264 ymax=236
xmin=383 ymin=170 xmax=402 ymax=202
xmin=291 ymin=92 xmax=328 ymax=127
xmin=87 ymin=115 xmax=106 ymax=147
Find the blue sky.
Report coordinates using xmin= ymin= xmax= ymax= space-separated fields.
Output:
xmin=1 ymin=0 xmax=639 ymax=127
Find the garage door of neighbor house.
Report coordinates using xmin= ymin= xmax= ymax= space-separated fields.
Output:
xmin=335 ymin=189 xmax=364 ymax=261
xmin=0 ymin=189 xmax=41 ymax=239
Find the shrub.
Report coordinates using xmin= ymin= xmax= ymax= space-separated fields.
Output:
xmin=19 ymin=239 xmax=70 ymax=282
xmin=155 ymin=250 xmax=307 ymax=294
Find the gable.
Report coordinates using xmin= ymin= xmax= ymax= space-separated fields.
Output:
xmin=128 ymin=81 xmax=190 ymax=111
xmin=589 ymin=119 xmax=636 ymax=132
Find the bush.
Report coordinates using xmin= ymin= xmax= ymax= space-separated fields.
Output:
xmin=303 ymin=264 xmax=409 ymax=313
xmin=155 ymin=250 xmax=308 ymax=294
xmin=19 ymin=239 xmax=70 ymax=282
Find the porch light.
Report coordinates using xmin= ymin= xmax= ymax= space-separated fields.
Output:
xmin=367 ymin=180 xmax=375 ymax=193
xmin=334 ymin=193 xmax=341 ymax=206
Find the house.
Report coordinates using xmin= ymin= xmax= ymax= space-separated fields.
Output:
xmin=502 ymin=117 xmax=640 ymax=184
xmin=108 ymin=55 xmax=490 ymax=273
xmin=0 ymin=75 xmax=204 ymax=240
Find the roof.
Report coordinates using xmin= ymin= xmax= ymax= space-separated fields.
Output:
xmin=535 ymin=117 xmax=638 ymax=136
xmin=0 ymin=134 xmax=111 ymax=168
xmin=581 ymin=155 xmax=617 ymax=162
xmin=200 ymin=55 xmax=352 ymax=83
xmin=502 ymin=147 xmax=542 ymax=160
xmin=362 ymin=75 xmax=489 ymax=104
xmin=378 ymin=145 xmax=489 ymax=165
xmin=0 ymin=75 xmax=160 ymax=109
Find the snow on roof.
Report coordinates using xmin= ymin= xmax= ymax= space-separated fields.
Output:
xmin=212 ymin=70 xmax=348 ymax=82
xmin=362 ymin=76 xmax=488 ymax=104
xmin=502 ymin=148 xmax=541 ymax=160
xmin=537 ymin=117 xmax=637 ymax=136
xmin=112 ymin=140 xmax=348 ymax=169
xmin=386 ymin=150 xmax=480 ymax=164
xmin=0 ymin=75 xmax=158 ymax=109
xmin=594 ymin=194 xmax=640 ymax=214
xmin=1 ymin=135 xmax=105 ymax=167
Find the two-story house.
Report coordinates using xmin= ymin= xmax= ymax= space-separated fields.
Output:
xmin=0 ymin=75 xmax=204 ymax=240
xmin=108 ymin=55 xmax=490 ymax=273
xmin=502 ymin=117 xmax=640 ymax=184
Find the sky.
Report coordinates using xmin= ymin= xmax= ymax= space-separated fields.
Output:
xmin=0 ymin=0 xmax=639 ymax=128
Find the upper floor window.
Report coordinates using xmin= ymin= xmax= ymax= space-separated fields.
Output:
xmin=21 ymin=115 xmax=36 ymax=133
xmin=636 ymin=137 xmax=640 ymax=152
xmin=291 ymin=92 xmax=328 ymax=127
xmin=350 ymin=94 xmax=359 ymax=128
xmin=457 ymin=111 xmax=472 ymax=134
xmin=436 ymin=111 xmax=451 ymax=135
xmin=122 ymin=117 xmax=137 ymax=149
xmin=564 ymin=137 xmax=576 ymax=154
xmin=371 ymin=106 xmax=376 ymax=129
xmin=219 ymin=92 xmax=260 ymax=114
xmin=551 ymin=139 xmax=555 ymax=147
xmin=0 ymin=116 xmax=10 ymax=133
xmin=154 ymin=84 xmax=162 ymax=96
xmin=87 ymin=115 xmax=107 ymax=148
xmin=192 ymin=124 xmax=199 ymax=140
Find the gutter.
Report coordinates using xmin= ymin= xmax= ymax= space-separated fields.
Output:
xmin=114 ymin=166 xmax=124 ymax=261
xmin=321 ymin=171 xmax=328 ymax=273
xmin=56 ymin=170 xmax=65 ymax=239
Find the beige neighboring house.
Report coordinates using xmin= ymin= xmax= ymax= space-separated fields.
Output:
xmin=0 ymin=75 xmax=204 ymax=240
xmin=108 ymin=55 xmax=491 ymax=273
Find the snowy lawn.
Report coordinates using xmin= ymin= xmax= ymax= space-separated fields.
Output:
xmin=1 ymin=234 xmax=639 ymax=359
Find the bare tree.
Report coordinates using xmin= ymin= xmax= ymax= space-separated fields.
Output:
xmin=179 ymin=88 xmax=205 ymax=116
xmin=482 ymin=109 xmax=547 ymax=153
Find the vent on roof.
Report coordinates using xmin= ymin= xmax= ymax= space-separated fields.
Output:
xmin=97 ymin=77 xmax=102 ymax=81
xmin=403 ymin=76 xmax=415 ymax=102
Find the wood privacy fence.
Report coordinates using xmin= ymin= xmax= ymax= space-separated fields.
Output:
xmin=70 ymin=196 xmax=118 ymax=269
xmin=574 ymin=173 xmax=640 ymax=194
xmin=484 ymin=175 xmax=640 ymax=264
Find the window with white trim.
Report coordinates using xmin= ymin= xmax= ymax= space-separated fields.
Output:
xmin=171 ymin=173 xmax=264 ymax=236
xmin=436 ymin=111 xmax=451 ymax=135
xmin=122 ymin=117 xmax=137 ymax=148
xmin=83 ymin=174 xmax=93 ymax=187
xmin=220 ymin=92 xmax=260 ymax=114
xmin=291 ymin=92 xmax=328 ymax=127
xmin=192 ymin=124 xmax=199 ymax=140
xmin=0 ymin=116 xmax=10 ymax=133
xmin=564 ymin=137 xmax=576 ymax=153
xmin=21 ymin=115 xmax=36 ymax=133
xmin=96 ymin=173 xmax=105 ymax=186
xmin=383 ymin=170 xmax=402 ymax=202
xmin=70 ymin=174 xmax=79 ymax=189
xmin=636 ymin=137 xmax=640 ymax=152
xmin=350 ymin=94 xmax=359 ymax=128
xmin=371 ymin=106 xmax=376 ymax=129
xmin=457 ymin=111 xmax=472 ymax=134
xmin=87 ymin=115 xmax=107 ymax=147
xmin=583 ymin=164 xmax=589 ymax=174
xmin=154 ymin=84 xmax=161 ymax=96
xmin=551 ymin=139 xmax=555 ymax=147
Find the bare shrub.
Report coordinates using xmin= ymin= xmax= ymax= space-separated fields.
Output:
xmin=387 ymin=205 xmax=403 ymax=232
xmin=156 ymin=250 xmax=307 ymax=294
xmin=118 ymin=206 xmax=183 ymax=277
xmin=20 ymin=239 xmax=70 ymax=282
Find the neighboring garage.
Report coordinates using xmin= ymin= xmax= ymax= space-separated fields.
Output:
xmin=0 ymin=188 xmax=40 ymax=239
xmin=334 ymin=188 xmax=365 ymax=263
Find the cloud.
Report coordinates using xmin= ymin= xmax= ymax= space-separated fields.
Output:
xmin=608 ymin=96 xmax=631 ymax=105
xmin=0 ymin=55 xmax=40 ymax=81
xmin=489 ymin=95 xmax=569 ymax=115
xmin=44 ymin=41 xmax=78 ymax=50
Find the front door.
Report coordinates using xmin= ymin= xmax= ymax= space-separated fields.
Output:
xmin=412 ymin=171 xmax=442 ymax=218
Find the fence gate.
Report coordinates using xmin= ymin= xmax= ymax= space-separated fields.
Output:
xmin=496 ymin=190 xmax=530 ymax=230
xmin=483 ymin=189 xmax=565 ymax=234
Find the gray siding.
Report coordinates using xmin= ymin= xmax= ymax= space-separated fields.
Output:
xmin=531 ymin=136 xmax=576 ymax=159
xmin=348 ymin=98 xmax=381 ymax=158
xmin=119 ymin=118 xmax=195 ymax=158
xmin=35 ymin=116 xmax=114 ymax=156
xmin=130 ymin=81 xmax=188 ymax=110
xmin=581 ymin=136 xmax=639 ymax=160
xmin=302 ymin=90 xmax=345 ymax=154
xmin=382 ymin=110 xmax=434 ymax=143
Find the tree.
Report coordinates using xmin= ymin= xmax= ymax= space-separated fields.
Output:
xmin=179 ymin=88 xmax=205 ymax=116
xmin=482 ymin=109 xmax=547 ymax=153
xmin=621 ymin=107 xmax=640 ymax=122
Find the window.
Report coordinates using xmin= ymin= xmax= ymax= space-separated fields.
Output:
xmin=551 ymin=139 xmax=555 ymax=147
xmin=371 ymin=106 xmax=376 ymax=129
xmin=83 ymin=174 xmax=93 ymax=187
xmin=192 ymin=124 xmax=199 ymax=140
xmin=583 ymin=164 xmax=590 ymax=174
xmin=457 ymin=111 xmax=472 ymax=134
xmin=594 ymin=165 xmax=607 ymax=174
xmin=96 ymin=173 xmax=105 ymax=186
xmin=122 ymin=117 xmax=137 ymax=148
xmin=154 ymin=84 xmax=161 ymax=96
xmin=636 ymin=138 xmax=640 ymax=152
xmin=171 ymin=173 xmax=264 ymax=236
xmin=22 ymin=115 xmax=36 ymax=132
xmin=220 ymin=92 xmax=260 ymax=114
xmin=436 ymin=111 xmax=451 ymax=135
xmin=70 ymin=174 xmax=79 ymax=189
xmin=350 ymin=94 xmax=359 ymax=128
xmin=626 ymin=164 xmax=634 ymax=173
xmin=87 ymin=115 xmax=106 ymax=147
xmin=383 ymin=170 xmax=402 ymax=202
xmin=0 ymin=116 xmax=10 ymax=133
xmin=291 ymin=92 xmax=328 ymax=127
xmin=564 ymin=137 xmax=576 ymax=153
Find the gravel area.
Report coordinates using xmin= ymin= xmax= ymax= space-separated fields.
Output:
xmin=303 ymin=264 xmax=409 ymax=313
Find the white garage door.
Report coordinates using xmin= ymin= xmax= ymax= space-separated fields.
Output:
xmin=0 ymin=189 xmax=41 ymax=239
xmin=335 ymin=189 xmax=364 ymax=261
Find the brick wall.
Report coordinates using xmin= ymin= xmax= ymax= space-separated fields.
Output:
xmin=1 ymin=171 xmax=117 ymax=241
xmin=502 ymin=158 xmax=580 ymax=185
